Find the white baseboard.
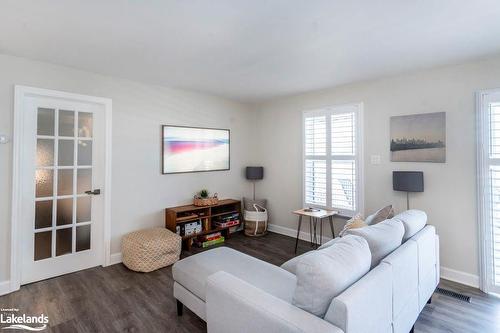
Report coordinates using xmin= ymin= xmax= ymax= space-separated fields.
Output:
xmin=268 ymin=223 xmax=332 ymax=246
xmin=440 ymin=266 xmax=479 ymax=288
xmin=0 ymin=280 xmax=11 ymax=296
xmin=109 ymin=252 xmax=122 ymax=265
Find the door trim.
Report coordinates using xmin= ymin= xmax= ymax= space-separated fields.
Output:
xmin=10 ymin=85 xmax=112 ymax=293
xmin=476 ymin=87 xmax=500 ymax=294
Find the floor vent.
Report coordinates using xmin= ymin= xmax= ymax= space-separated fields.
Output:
xmin=435 ymin=287 xmax=471 ymax=303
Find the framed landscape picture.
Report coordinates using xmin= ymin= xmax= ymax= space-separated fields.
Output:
xmin=162 ymin=125 xmax=230 ymax=174
xmin=390 ymin=112 xmax=446 ymax=163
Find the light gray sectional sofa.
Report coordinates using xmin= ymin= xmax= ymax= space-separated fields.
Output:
xmin=172 ymin=210 xmax=439 ymax=333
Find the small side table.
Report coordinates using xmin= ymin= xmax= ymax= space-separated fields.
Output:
xmin=292 ymin=209 xmax=338 ymax=254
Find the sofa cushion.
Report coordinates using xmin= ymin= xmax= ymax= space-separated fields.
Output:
xmin=317 ymin=237 xmax=342 ymax=250
xmin=281 ymin=250 xmax=315 ymax=275
xmin=284 ymin=237 xmax=344 ymax=274
xmin=345 ymin=219 xmax=404 ymax=267
xmin=292 ymin=235 xmax=371 ymax=317
xmin=365 ymin=205 xmax=395 ymax=225
xmin=393 ymin=210 xmax=427 ymax=241
xmin=173 ymin=247 xmax=296 ymax=303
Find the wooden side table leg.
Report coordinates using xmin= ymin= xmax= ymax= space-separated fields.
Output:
xmin=295 ymin=215 xmax=302 ymax=254
xmin=329 ymin=216 xmax=335 ymax=239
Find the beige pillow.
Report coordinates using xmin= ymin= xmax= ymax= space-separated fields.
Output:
xmin=365 ymin=205 xmax=395 ymax=225
xmin=339 ymin=213 xmax=367 ymax=237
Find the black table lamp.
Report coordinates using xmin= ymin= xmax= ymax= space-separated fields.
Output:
xmin=393 ymin=171 xmax=424 ymax=210
xmin=246 ymin=166 xmax=264 ymax=200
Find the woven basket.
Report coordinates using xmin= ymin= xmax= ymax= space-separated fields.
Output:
xmin=193 ymin=197 xmax=219 ymax=206
xmin=244 ymin=220 xmax=267 ymax=237
xmin=244 ymin=205 xmax=268 ymax=237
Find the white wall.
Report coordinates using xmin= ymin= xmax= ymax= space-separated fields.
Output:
xmin=2 ymin=52 xmax=499 ymax=289
xmin=253 ymin=56 xmax=500 ymax=283
xmin=0 ymin=54 xmax=255 ymax=283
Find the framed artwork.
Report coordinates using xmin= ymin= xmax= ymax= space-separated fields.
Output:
xmin=390 ymin=112 xmax=446 ymax=163
xmin=162 ymin=125 xmax=230 ymax=174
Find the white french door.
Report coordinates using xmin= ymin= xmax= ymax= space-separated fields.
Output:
xmin=17 ymin=89 xmax=108 ymax=284
xmin=477 ymin=89 xmax=500 ymax=294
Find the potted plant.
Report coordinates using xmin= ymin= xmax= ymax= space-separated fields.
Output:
xmin=193 ymin=189 xmax=219 ymax=206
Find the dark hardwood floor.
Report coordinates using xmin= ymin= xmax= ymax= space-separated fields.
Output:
xmin=1 ymin=231 xmax=499 ymax=332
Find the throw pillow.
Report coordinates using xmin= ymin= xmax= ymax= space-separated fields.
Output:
xmin=392 ymin=209 xmax=427 ymax=241
xmin=242 ymin=197 xmax=267 ymax=211
xmin=344 ymin=218 xmax=404 ymax=268
xmin=365 ymin=205 xmax=395 ymax=225
xmin=339 ymin=213 xmax=367 ymax=237
xmin=292 ymin=235 xmax=371 ymax=317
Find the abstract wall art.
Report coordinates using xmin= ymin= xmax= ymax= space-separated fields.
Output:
xmin=162 ymin=125 xmax=230 ymax=174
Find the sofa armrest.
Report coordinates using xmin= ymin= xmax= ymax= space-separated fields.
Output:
xmin=324 ymin=262 xmax=393 ymax=333
xmin=206 ymin=271 xmax=343 ymax=333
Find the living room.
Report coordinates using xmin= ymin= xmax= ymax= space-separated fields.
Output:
xmin=0 ymin=1 xmax=499 ymax=332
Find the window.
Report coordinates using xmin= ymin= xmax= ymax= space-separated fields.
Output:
xmin=477 ymin=89 xmax=500 ymax=294
xmin=303 ymin=103 xmax=363 ymax=217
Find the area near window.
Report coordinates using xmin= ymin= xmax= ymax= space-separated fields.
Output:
xmin=303 ymin=103 xmax=364 ymax=217
xmin=477 ymin=89 xmax=500 ymax=295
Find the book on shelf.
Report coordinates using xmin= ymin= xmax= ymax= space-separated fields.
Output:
xmin=179 ymin=219 xmax=202 ymax=236
xmin=213 ymin=219 xmax=240 ymax=228
xmin=193 ymin=235 xmax=225 ymax=248
xmin=202 ymin=236 xmax=225 ymax=248
xmin=203 ymin=232 xmax=222 ymax=241
xmin=219 ymin=213 xmax=240 ymax=221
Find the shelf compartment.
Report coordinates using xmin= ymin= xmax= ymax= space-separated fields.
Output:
xmin=210 ymin=210 xmax=239 ymax=218
xmin=176 ymin=214 xmax=200 ymax=222
xmin=182 ymin=226 xmax=229 ymax=240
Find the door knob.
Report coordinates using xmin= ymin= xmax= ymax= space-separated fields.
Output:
xmin=85 ymin=189 xmax=101 ymax=195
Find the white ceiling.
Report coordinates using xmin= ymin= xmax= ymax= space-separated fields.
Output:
xmin=1 ymin=0 xmax=500 ymax=102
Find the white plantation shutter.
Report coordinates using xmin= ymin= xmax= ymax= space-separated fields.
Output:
xmin=303 ymin=105 xmax=363 ymax=216
xmin=305 ymin=116 xmax=326 ymax=156
xmin=491 ymin=103 xmax=500 ymax=287
xmin=490 ymin=166 xmax=500 ymax=286
xmin=331 ymin=112 xmax=356 ymax=211
xmin=332 ymin=160 xmax=356 ymax=211
xmin=305 ymin=160 xmax=326 ymax=205
xmin=332 ymin=113 xmax=356 ymax=156
xmin=478 ymin=91 xmax=500 ymax=294
xmin=304 ymin=116 xmax=327 ymax=206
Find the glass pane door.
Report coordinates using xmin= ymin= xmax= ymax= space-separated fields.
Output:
xmin=35 ymin=108 xmax=93 ymax=261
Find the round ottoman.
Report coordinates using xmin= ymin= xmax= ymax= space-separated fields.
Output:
xmin=122 ymin=227 xmax=181 ymax=272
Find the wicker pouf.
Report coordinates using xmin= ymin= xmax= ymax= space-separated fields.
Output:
xmin=122 ymin=227 xmax=181 ymax=272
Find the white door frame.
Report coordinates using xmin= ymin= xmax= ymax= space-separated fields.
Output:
xmin=476 ymin=87 xmax=500 ymax=294
xmin=10 ymin=85 xmax=112 ymax=293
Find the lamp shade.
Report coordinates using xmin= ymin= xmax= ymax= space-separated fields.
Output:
xmin=246 ymin=166 xmax=264 ymax=180
xmin=393 ymin=171 xmax=424 ymax=192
